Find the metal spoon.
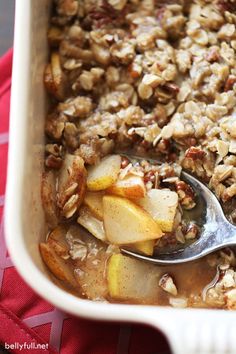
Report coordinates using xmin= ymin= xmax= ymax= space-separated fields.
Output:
xmin=121 ymin=156 xmax=236 ymax=265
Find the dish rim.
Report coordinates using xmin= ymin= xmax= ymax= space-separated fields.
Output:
xmin=5 ymin=2 xmax=236 ymax=353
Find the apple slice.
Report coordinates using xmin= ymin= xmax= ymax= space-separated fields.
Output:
xmin=47 ymin=225 xmax=70 ymax=258
xmin=87 ymin=155 xmax=121 ymax=191
xmin=77 ymin=206 xmax=106 ymax=241
xmin=83 ymin=191 xmax=104 ymax=220
xmin=107 ymin=175 xmax=146 ymax=199
xmin=127 ymin=240 xmax=155 ymax=256
xmin=103 ymin=195 xmax=163 ymax=244
xmin=138 ymin=189 xmax=178 ymax=232
xmin=39 ymin=242 xmax=78 ymax=289
xmin=107 ymin=254 xmax=160 ymax=302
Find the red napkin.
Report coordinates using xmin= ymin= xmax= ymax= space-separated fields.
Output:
xmin=0 ymin=49 xmax=171 ymax=354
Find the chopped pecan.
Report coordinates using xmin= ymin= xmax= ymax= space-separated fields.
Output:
xmin=183 ymin=137 xmax=198 ymax=147
xmin=157 ymin=139 xmax=170 ymax=153
xmin=159 ymin=273 xmax=178 ymax=296
xmin=185 ymin=147 xmax=206 ymax=160
xmin=45 ymin=143 xmax=63 ymax=157
xmin=185 ymin=223 xmax=199 ymax=240
xmin=175 ymin=181 xmax=195 ymax=199
xmin=162 ymin=82 xmax=180 ymax=96
xmin=158 ymin=232 xmax=178 ymax=247
xmin=89 ymin=0 xmax=127 ymax=27
xmin=205 ymin=48 xmax=220 ymax=63
xmin=159 ymin=165 xmax=175 ymax=179
xmin=45 ymin=155 xmax=63 ymax=169
xmin=224 ymin=76 xmax=236 ymax=92
xmin=178 ymin=192 xmax=196 ymax=210
xmin=144 ymin=170 xmax=156 ymax=184
xmin=56 ymin=0 xmax=78 ymax=17
xmin=121 ymin=156 xmax=130 ymax=169
xmin=45 ymin=112 xmax=67 ymax=140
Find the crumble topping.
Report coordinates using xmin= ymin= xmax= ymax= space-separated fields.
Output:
xmin=40 ymin=0 xmax=236 ymax=308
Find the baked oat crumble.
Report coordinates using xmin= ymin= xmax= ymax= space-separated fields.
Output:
xmin=40 ymin=0 xmax=236 ymax=308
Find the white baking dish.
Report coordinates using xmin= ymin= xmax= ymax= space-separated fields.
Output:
xmin=5 ymin=1 xmax=236 ymax=353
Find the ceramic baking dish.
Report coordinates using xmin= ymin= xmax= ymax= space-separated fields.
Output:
xmin=5 ymin=1 xmax=236 ymax=353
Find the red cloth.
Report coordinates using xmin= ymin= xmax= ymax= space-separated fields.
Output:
xmin=0 ymin=49 xmax=171 ymax=354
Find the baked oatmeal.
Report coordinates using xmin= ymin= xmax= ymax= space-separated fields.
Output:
xmin=40 ymin=0 xmax=236 ymax=309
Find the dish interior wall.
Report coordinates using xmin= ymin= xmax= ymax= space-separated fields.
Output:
xmin=21 ymin=0 xmax=52 ymax=273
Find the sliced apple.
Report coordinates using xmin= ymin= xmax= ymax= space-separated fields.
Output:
xmin=39 ymin=242 xmax=77 ymax=289
xmin=107 ymin=175 xmax=146 ymax=199
xmin=103 ymin=195 xmax=163 ymax=245
xmin=107 ymin=254 xmax=160 ymax=302
xmin=83 ymin=191 xmax=104 ymax=220
xmin=87 ymin=155 xmax=121 ymax=191
xmin=138 ymin=189 xmax=178 ymax=232
xmin=47 ymin=225 xmax=70 ymax=258
xmin=77 ymin=206 xmax=106 ymax=242
xmin=127 ymin=240 xmax=155 ymax=256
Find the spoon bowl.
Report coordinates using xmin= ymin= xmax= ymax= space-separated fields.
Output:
xmin=121 ymin=159 xmax=236 ymax=265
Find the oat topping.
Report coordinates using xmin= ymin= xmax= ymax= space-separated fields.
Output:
xmin=40 ymin=0 xmax=236 ymax=309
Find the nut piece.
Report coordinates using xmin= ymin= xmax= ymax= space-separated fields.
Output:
xmin=159 ymin=273 xmax=178 ymax=296
xmin=44 ymin=52 xmax=67 ymax=100
xmin=142 ymin=74 xmax=163 ymax=88
xmin=185 ymin=147 xmax=206 ymax=160
xmin=176 ymin=50 xmax=192 ymax=73
xmin=56 ymin=0 xmax=78 ymax=16
xmin=138 ymin=83 xmax=153 ymax=100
